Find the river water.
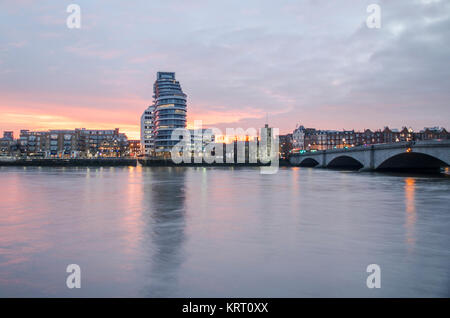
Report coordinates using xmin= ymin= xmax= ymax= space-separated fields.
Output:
xmin=0 ymin=166 xmax=449 ymax=297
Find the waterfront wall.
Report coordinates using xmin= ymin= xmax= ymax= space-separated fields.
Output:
xmin=138 ymin=158 xmax=275 ymax=167
xmin=0 ymin=157 xmax=290 ymax=168
xmin=0 ymin=158 xmax=137 ymax=167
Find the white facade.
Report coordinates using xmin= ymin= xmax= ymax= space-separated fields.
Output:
xmin=188 ymin=129 xmax=215 ymax=154
xmin=292 ymin=125 xmax=306 ymax=149
xmin=140 ymin=105 xmax=155 ymax=156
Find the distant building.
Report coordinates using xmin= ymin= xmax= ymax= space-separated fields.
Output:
xmin=140 ymin=105 xmax=155 ymax=156
xmin=77 ymin=128 xmax=128 ymax=158
xmin=18 ymin=128 xmax=129 ymax=158
xmin=188 ymin=128 xmax=215 ymax=158
xmin=0 ymin=138 xmax=12 ymax=156
xmin=128 ymin=140 xmax=141 ymax=157
xmin=3 ymin=131 xmax=14 ymax=141
xmin=293 ymin=125 xmax=317 ymax=150
xmin=292 ymin=125 xmax=305 ymax=149
xmin=0 ymin=131 xmax=15 ymax=156
xmin=418 ymin=127 xmax=449 ymax=140
xmin=279 ymin=134 xmax=293 ymax=159
xmin=19 ymin=129 xmax=67 ymax=157
xmin=261 ymin=124 xmax=274 ymax=159
xmin=291 ymin=125 xmax=449 ymax=151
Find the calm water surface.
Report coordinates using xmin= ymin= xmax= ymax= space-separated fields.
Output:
xmin=0 ymin=166 xmax=449 ymax=297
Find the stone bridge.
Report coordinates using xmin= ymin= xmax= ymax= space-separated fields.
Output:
xmin=289 ymin=140 xmax=450 ymax=171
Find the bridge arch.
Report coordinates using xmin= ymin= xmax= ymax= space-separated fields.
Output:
xmin=326 ymin=155 xmax=364 ymax=169
xmin=376 ymin=151 xmax=449 ymax=171
xmin=298 ymin=157 xmax=320 ymax=167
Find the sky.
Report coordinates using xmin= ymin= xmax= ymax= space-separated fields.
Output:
xmin=0 ymin=0 xmax=449 ymax=139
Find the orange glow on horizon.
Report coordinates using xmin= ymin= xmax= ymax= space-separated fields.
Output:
xmin=214 ymin=134 xmax=257 ymax=143
xmin=0 ymin=93 xmax=146 ymax=140
xmin=0 ymin=93 xmax=277 ymax=140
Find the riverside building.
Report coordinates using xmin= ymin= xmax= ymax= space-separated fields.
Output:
xmin=0 ymin=131 xmax=16 ymax=156
xmin=18 ymin=128 xmax=129 ymax=158
xmin=139 ymin=72 xmax=187 ymax=158
xmin=140 ymin=105 xmax=155 ymax=156
xmin=292 ymin=125 xmax=449 ymax=152
xmin=153 ymin=72 xmax=187 ymax=158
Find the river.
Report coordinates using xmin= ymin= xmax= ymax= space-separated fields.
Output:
xmin=0 ymin=166 xmax=449 ymax=297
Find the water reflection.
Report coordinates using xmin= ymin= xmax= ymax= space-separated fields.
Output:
xmin=1 ymin=166 xmax=449 ymax=297
xmin=121 ymin=166 xmax=144 ymax=257
xmin=404 ymin=178 xmax=416 ymax=252
xmin=142 ymin=167 xmax=186 ymax=297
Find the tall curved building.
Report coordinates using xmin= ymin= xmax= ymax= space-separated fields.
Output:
xmin=153 ymin=72 xmax=187 ymax=158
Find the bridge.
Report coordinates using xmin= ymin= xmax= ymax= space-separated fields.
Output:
xmin=289 ymin=140 xmax=450 ymax=171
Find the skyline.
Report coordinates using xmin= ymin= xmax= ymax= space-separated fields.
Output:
xmin=1 ymin=0 xmax=450 ymax=139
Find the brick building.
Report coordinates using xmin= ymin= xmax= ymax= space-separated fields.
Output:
xmin=18 ymin=128 xmax=129 ymax=158
xmin=0 ymin=131 xmax=15 ymax=156
xmin=292 ymin=125 xmax=449 ymax=152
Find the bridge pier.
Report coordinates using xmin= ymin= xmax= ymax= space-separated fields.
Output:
xmin=319 ymin=152 xmax=327 ymax=168
xmin=359 ymin=145 xmax=375 ymax=171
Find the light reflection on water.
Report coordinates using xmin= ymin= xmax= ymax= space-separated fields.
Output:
xmin=0 ymin=166 xmax=449 ymax=297
xmin=404 ymin=178 xmax=416 ymax=252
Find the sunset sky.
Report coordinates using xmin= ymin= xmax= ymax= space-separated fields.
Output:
xmin=1 ymin=0 xmax=449 ymax=139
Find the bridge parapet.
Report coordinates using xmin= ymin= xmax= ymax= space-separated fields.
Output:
xmin=289 ymin=140 xmax=450 ymax=171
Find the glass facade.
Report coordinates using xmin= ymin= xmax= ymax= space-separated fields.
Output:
xmin=153 ymin=72 xmax=187 ymax=156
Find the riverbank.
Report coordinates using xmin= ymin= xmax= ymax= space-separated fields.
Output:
xmin=0 ymin=158 xmax=137 ymax=166
xmin=0 ymin=157 xmax=291 ymax=167
xmin=138 ymin=158 xmax=292 ymax=167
